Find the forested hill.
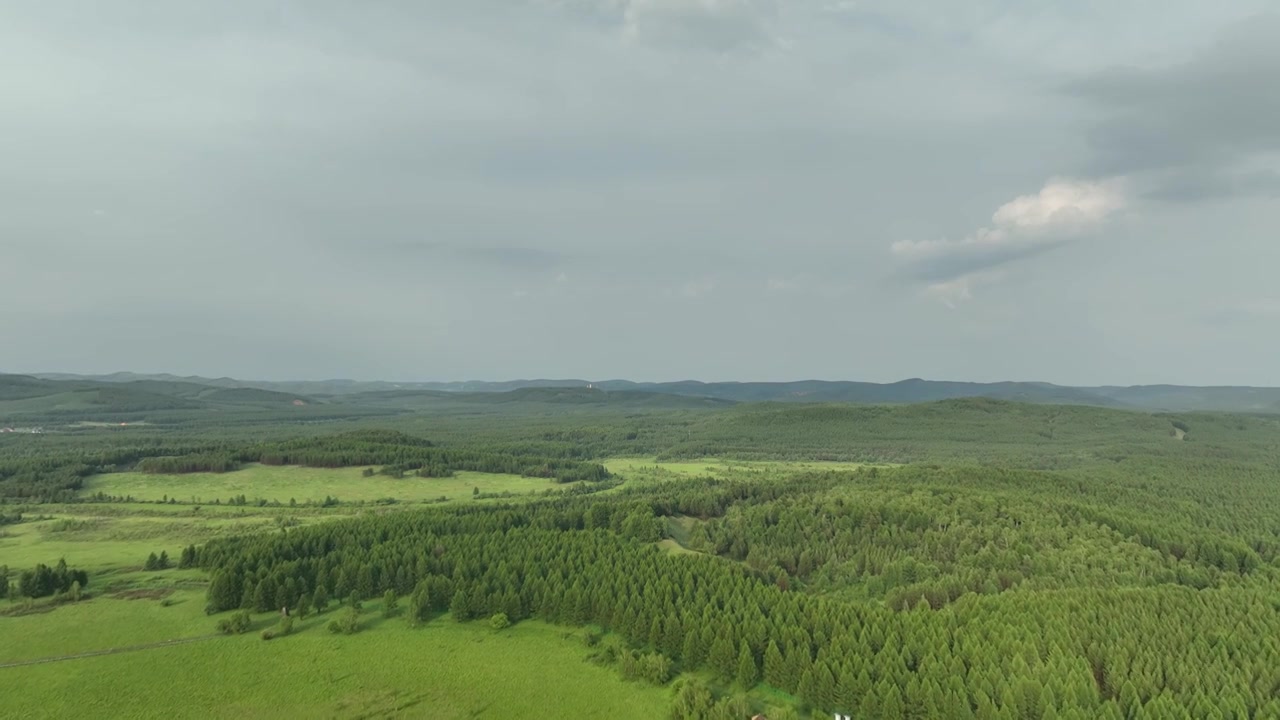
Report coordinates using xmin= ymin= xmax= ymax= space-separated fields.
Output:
xmin=0 ymin=375 xmax=736 ymax=424
xmin=22 ymin=372 xmax=1280 ymax=413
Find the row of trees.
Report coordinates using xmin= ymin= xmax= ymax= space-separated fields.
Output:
xmin=131 ymin=430 xmax=612 ymax=484
xmin=0 ymin=426 xmax=619 ymax=502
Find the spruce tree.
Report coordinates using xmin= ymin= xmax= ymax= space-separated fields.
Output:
xmin=763 ymin=639 xmax=785 ymax=687
xmin=709 ymin=634 xmax=736 ymax=683
xmin=735 ymin=640 xmax=759 ymax=689
xmin=450 ymin=588 xmax=471 ymax=621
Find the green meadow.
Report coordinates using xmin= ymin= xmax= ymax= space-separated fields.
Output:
xmin=1 ymin=592 xmax=673 ymax=719
xmin=3 ymin=463 xmax=586 ymax=575
xmin=84 ymin=463 xmax=573 ymax=505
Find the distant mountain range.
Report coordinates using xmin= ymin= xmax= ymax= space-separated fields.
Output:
xmin=17 ymin=372 xmax=1280 ymax=414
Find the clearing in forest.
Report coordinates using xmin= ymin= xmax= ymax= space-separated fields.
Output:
xmin=81 ymin=463 xmax=574 ymax=505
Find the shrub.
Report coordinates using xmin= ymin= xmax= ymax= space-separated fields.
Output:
xmin=328 ymin=605 xmax=360 ymax=634
xmin=263 ymin=615 xmax=293 ymax=640
xmin=216 ymin=610 xmax=252 ymax=635
xmin=489 ymin=612 xmax=510 ymax=631
xmin=620 ymin=650 xmax=673 ymax=686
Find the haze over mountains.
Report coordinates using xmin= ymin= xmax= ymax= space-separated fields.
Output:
xmin=14 ymin=372 xmax=1280 ymax=415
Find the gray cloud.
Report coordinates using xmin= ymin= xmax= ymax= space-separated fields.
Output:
xmin=892 ymin=13 xmax=1279 ymax=303
xmin=1 ymin=1 xmax=1277 ymax=385
xmin=1067 ymin=13 xmax=1280 ymax=198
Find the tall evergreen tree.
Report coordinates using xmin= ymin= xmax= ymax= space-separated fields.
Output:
xmin=736 ymin=640 xmax=759 ymax=689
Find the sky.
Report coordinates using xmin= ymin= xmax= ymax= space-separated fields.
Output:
xmin=2 ymin=1 xmax=1278 ymax=385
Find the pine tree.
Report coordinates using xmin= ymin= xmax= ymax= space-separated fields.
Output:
xmin=763 ymin=640 xmax=785 ymax=687
xmin=313 ymin=584 xmax=329 ymax=614
xmin=710 ymin=633 xmax=736 ymax=683
xmin=450 ymin=588 xmax=472 ymax=621
xmin=682 ymin=628 xmax=704 ymax=669
xmin=253 ymin=580 xmax=271 ymax=613
xmin=1119 ymin=681 xmax=1140 ymax=720
xmin=735 ymin=640 xmax=759 ymax=690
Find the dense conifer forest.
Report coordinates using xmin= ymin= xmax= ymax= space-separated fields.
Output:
xmin=193 ymin=462 xmax=1280 ymax=718
xmin=5 ymin=390 xmax=1280 ymax=717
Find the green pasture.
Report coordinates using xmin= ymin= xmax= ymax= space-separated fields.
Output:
xmin=0 ymin=596 xmax=673 ymax=720
xmin=606 ymin=456 xmax=875 ymax=479
xmin=82 ymin=463 xmax=573 ymax=505
xmin=0 ymin=511 xmax=297 ymax=573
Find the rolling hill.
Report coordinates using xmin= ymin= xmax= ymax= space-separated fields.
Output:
xmin=15 ymin=372 xmax=1280 ymax=414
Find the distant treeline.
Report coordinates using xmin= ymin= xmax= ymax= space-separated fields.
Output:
xmin=133 ymin=430 xmax=610 ymax=484
xmin=0 ymin=429 xmax=610 ymax=502
xmin=5 ymin=400 xmax=1278 ymax=503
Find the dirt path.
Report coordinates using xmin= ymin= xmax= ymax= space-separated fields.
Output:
xmin=0 ymin=634 xmax=218 ymax=669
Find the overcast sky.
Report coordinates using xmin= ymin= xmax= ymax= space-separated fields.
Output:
xmin=3 ymin=1 xmax=1278 ymax=384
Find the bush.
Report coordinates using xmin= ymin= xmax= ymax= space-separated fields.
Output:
xmin=328 ymin=605 xmax=360 ymax=634
xmin=620 ymin=650 xmax=673 ymax=686
xmin=216 ymin=610 xmax=252 ymax=635
xmin=263 ymin=616 xmax=293 ymax=640
xmin=489 ymin=612 xmax=510 ymax=631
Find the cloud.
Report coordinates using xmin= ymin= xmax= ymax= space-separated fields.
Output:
xmin=668 ymin=276 xmax=717 ymax=298
xmin=2 ymin=1 xmax=1277 ymax=384
xmin=1067 ymin=13 xmax=1280 ymax=200
xmin=893 ymin=178 xmax=1126 ymax=294
xmin=622 ymin=0 xmax=777 ymax=52
xmin=1206 ymin=298 xmax=1280 ymax=325
xmin=898 ymin=13 xmax=1277 ymax=305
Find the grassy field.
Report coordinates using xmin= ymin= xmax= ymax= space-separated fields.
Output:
xmin=0 ymin=459 xmax=784 ymax=719
xmin=0 ymin=510 xmax=291 ymax=572
xmin=1 ymin=593 xmax=674 ymax=719
xmin=2 ymin=464 xmax=596 ymax=620
xmin=606 ymin=457 xmax=879 ymax=486
xmin=83 ymin=463 xmax=573 ymax=505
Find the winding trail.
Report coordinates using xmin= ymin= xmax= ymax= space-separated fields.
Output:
xmin=0 ymin=634 xmax=219 ymax=669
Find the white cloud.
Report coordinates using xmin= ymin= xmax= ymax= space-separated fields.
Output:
xmin=894 ymin=178 xmax=1126 ymax=301
xmin=894 ymin=178 xmax=1125 ymax=260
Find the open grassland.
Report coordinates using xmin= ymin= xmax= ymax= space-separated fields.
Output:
xmin=83 ymin=463 xmax=573 ymax=505
xmin=0 ymin=587 xmax=211 ymax=663
xmin=606 ymin=456 xmax=878 ymax=481
xmin=0 ymin=596 xmax=673 ymax=719
xmin=0 ymin=510 xmax=296 ymax=572
xmin=4 ymin=464 xmax=598 ymax=605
